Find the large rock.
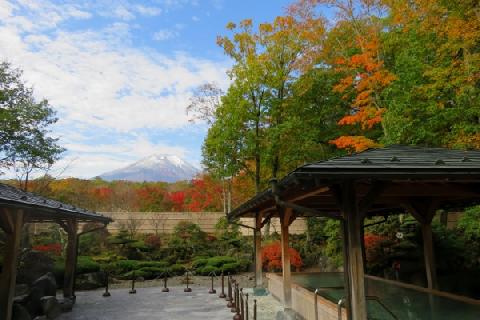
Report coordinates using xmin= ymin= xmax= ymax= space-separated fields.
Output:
xmin=76 ymin=272 xmax=104 ymax=290
xmin=15 ymin=284 xmax=30 ymax=296
xmin=17 ymin=252 xmax=54 ymax=285
xmin=40 ymin=296 xmax=61 ymax=319
xmin=32 ymin=273 xmax=57 ymax=297
xmin=12 ymin=303 xmax=32 ymax=320
xmin=24 ymin=287 xmax=44 ymax=316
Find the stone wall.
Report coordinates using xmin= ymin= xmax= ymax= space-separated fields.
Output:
xmin=101 ymin=212 xmax=307 ymax=236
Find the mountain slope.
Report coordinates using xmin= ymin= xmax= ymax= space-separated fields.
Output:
xmin=99 ymin=154 xmax=200 ymax=182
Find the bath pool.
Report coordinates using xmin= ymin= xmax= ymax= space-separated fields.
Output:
xmin=292 ymin=273 xmax=480 ymax=320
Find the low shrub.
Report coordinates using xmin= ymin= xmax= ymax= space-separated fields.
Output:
xmin=193 ymin=256 xmax=245 ymax=275
xmin=222 ymin=262 xmax=241 ymax=274
xmin=207 ymin=256 xmax=236 ymax=268
xmin=197 ymin=265 xmax=218 ymax=275
xmin=191 ymin=258 xmax=208 ymax=269
xmin=115 ymin=260 xmax=140 ymax=273
xmin=137 ymin=261 xmax=169 ymax=269
xmin=170 ymin=264 xmax=186 ymax=275
xmin=120 ymin=270 xmax=152 ymax=280
xmin=76 ymin=256 xmax=101 ymax=274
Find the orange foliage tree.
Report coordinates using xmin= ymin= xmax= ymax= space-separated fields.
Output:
xmin=261 ymin=241 xmax=303 ymax=271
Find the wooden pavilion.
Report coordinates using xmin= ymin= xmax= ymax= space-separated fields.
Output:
xmin=227 ymin=145 xmax=480 ymax=320
xmin=0 ymin=183 xmax=112 ymax=320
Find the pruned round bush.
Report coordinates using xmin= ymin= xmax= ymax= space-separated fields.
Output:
xmin=198 ymin=265 xmax=220 ymax=276
xmin=192 ymin=258 xmax=208 ymax=269
xmin=138 ymin=267 xmax=168 ymax=278
xmin=170 ymin=264 xmax=185 ymax=275
xmin=238 ymin=259 xmax=251 ymax=272
xmin=207 ymin=256 xmax=236 ymax=268
xmin=137 ymin=261 xmax=168 ymax=269
xmin=221 ymin=262 xmax=241 ymax=274
xmin=115 ymin=260 xmax=140 ymax=273
xmin=120 ymin=270 xmax=152 ymax=280
xmin=76 ymin=256 xmax=101 ymax=274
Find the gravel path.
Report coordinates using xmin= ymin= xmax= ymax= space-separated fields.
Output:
xmin=60 ymin=273 xmax=283 ymax=320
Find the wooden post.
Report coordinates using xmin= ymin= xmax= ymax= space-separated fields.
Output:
xmin=342 ymin=183 xmax=367 ymax=320
xmin=404 ymin=200 xmax=438 ymax=290
xmin=254 ymin=213 xmax=263 ymax=288
xmin=0 ymin=209 xmax=24 ymax=320
xmin=280 ymin=208 xmax=292 ymax=309
xmin=340 ymin=220 xmax=353 ymax=318
xmin=62 ymin=219 xmax=78 ymax=299
xmin=422 ymin=223 xmax=438 ymax=290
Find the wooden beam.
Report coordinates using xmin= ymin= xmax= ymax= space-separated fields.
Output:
xmin=260 ymin=210 xmax=276 ymax=229
xmin=342 ymin=182 xmax=367 ymax=320
xmin=422 ymin=223 xmax=438 ymax=290
xmin=280 ymin=207 xmax=292 ymax=310
xmin=254 ymin=212 xmax=263 ymax=288
xmin=0 ymin=208 xmax=14 ymax=234
xmin=287 ymin=186 xmax=330 ymax=203
xmin=276 ymin=199 xmax=341 ymax=220
xmin=0 ymin=209 xmax=24 ymax=320
xmin=63 ymin=218 xmax=78 ymax=299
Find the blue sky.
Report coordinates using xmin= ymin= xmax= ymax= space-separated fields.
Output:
xmin=0 ymin=0 xmax=294 ymax=178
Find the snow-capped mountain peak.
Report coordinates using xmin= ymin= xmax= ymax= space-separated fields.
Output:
xmin=98 ymin=154 xmax=200 ymax=182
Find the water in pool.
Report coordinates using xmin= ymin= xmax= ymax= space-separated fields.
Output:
xmin=292 ymin=273 xmax=480 ymax=320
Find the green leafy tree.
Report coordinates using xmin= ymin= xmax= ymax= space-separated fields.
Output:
xmin=0 ymin=62 xmax=64 ymax=190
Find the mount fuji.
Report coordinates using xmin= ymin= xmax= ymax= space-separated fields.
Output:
xmin=99 ymin=154 xmax=200 ymax=183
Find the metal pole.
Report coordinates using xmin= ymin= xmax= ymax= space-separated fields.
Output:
xmin=219 ymin=272 xmax=226 ymax=298
xmin=184 ymin=271 xmax=192 ymax=292
xmin=314 ymin=289 xmax=319 ymax=320
xmin=253 ymin=299 xmax=257 ymax=320
xmin=231 ymin=281 xmax=237 ymax=312
xmin=162 ymin=274 xmax=169 ymax=292
xmin=227 ymin=276 xmax=233 ymax=307
xmin=240 ymin=288 xmax=244 ymax=320
xmin=338 ymin=298 xmax=344 ymax=320
xmin=102 ymin=271 xmax=111 ymax=297
xmin=129 ymin=271 xmax=137 ymax=294
xmin=209 ymin=273 xmax=217 ymax=294
xmin=245 ymin=293 xmax=249 ymax=320
xmin=233 ymin=284 xmax=241 ymax=320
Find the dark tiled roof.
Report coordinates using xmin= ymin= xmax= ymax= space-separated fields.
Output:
xmin=0 ymin=183 xmax=112 ymax=223
xmin=228 ymin=145 xmax=480 ymax=219
xmin=298 ymin=145 xmax=480 ymax=171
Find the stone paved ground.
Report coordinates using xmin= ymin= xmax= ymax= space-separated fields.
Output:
xmin=58 ymin=287 xmax=234 ymax=320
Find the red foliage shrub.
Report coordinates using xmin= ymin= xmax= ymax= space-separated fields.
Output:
xmin=32 ymin=243 xmax=62 ymax=256
xmin=167 ymin=191 xmax=186 ymax=211
xmin=144 ymin=234 xmax=161 ymax=249
xmin=364 ymin=233 xmax=387 ymax=263
xmin=261 ymin=242 xmax=303 ymax=271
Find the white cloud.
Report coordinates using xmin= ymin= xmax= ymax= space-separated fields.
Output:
xmin=135 ymin=5 xmax=162 ymax=16
xmin=112 ymin=5 xmax=135 ymax=21
xmin=0 ymin=4 xmax=229 ymax=132
xmin=153 ymin=29 xmax=178 ymax=41
xmin=192 ymin=15 xmax=200 ymax=22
